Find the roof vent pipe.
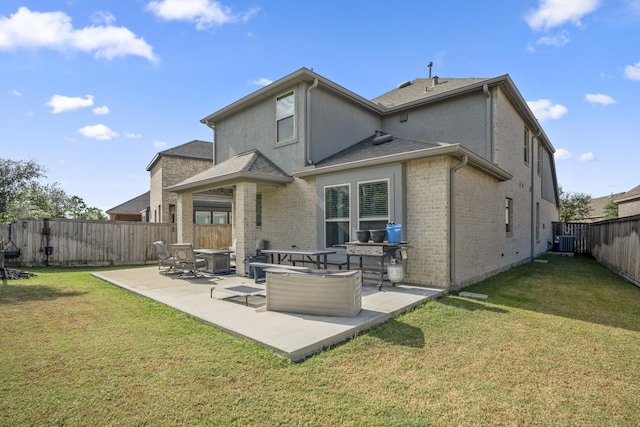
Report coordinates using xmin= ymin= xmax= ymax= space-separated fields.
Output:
xmin=432 ymin=76 xmax=439 ymax=87
xmin=372 ymin=132 xmax=393 ymax=145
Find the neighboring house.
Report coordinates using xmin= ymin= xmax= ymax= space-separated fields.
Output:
xmin=107 ymin=191 xmax=150 ymax=222
xmin=107 ymin=140 xmax=232 ymax=223
xmin=167 ymin=68 xmax=560 ymax=289
xmin=584 ymin=192 xmax=625 ymax=222
xmin=614 ymin=184 xmax=640 ymax=218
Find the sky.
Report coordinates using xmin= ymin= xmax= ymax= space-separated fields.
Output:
xmin=1 ymin=0 xmax=639 ymax=213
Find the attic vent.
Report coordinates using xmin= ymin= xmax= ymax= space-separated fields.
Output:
xmin=397 ymin=81 xmax=412 ymax=89
xmin=372 ymin=132 xmax=393 ymax=145
xmin=432 ymin=76 xmax=439 ymax=86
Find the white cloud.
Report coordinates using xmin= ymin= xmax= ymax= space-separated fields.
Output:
xmin=91 ymin=11 xmax=116 ymax=25
xmin=527 ymin=99 xmax=568 ymax=121
xmin=579 ymin=152 xmax=595 ymax=162
xmin=153 ymin=140 xmax=167 ymax=148
xmin=525 ymin=0 xmax=601 ymax=31
xmin=93 ymin=105 xmax=110 ymax=115
xmin=251 ymin=77 xmax=272 ymax=86
xmin=78 ymin=124 xmax=118 ymax=140
xmin=554 ymin=148 xmax=572 ymax=160
xmin=536 ymin=32 xmax=570 ymax=47
xmin=46 ymin=94 xmax=94 ymax=113
xmin=8 ymin=89 xmax=21 ymax=96
xmin=125 ymin=132 xmax=142 ymax=139
xmin=624 ymin=61 xmax=640 ymax=80
xmin=585 ymin=93 xmax=616 ymax=106
xmin=0 ymin=7 xmax=157 ymax=62
xmin=146 ymin=0 xmax=259 ymax=30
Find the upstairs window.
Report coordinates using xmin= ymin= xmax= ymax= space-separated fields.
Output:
xmin=276 ymin=91 xmax=295 ymax=142
xmin=358 ymin=180 xmax=389 ymax=231
xmin=537 ymin=142 xmax=543 ymax=176
xmin=524 ymin=127 xmax=530 ymax=165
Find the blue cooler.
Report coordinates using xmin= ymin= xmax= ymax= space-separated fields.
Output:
xmin=386 ymin=223 xmax=402 ymax=243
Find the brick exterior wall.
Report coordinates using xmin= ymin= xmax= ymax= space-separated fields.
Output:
xmin=149 ymin=156 xmax=212 ymax=223
xmin=259 ymin=177 xmax=317 ymax=250
xmin=619 ymin=199 xmax=640 ymax=218
xmin=404 ymin=156 xmax=450 ymax=285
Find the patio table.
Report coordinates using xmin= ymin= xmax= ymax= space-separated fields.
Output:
xmin=260 ymin=248 xmax=336 ymax=269
xmin=194 ymin=249 xmax=232 ymax=274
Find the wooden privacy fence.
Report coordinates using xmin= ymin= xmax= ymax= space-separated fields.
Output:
xmin=1 ymin=218 xmax=232 ymax=267
xmin=589 ymin=215 xmax=640 ymax=287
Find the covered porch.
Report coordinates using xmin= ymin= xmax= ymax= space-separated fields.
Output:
xmin=166 ymin=150 xmax=293 ymax=276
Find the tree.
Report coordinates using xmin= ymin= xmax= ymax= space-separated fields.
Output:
xmin=0 ymin=157 xmax=108 ymax=222
xmin=559 ymin=187 xmax=592 ymax=222
xmin=0 ymin=158 xmax=46 ymax=223
xmin=603 ymin=199 xmax=618 ymax=220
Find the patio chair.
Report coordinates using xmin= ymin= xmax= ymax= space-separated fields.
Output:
xmin=171 ymin=243 xmax=207 ymax=278
xmin=153 ymin=241 xmax=177 ymax=274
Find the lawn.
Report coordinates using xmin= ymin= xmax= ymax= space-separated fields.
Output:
xmin=1 ymin=255 xmax=639 ymax=426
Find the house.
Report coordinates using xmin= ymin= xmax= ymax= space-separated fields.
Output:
xmin=106 ymin=191 xmax=151 ymax=222
xmin=167 ymin=68 xmax=560 ymax=289
xmin=584 ymin=192 xmax=624 ymax=222
xmin=614 ymin=184 xmax=640 ymax=218
xmin=107 ymin=140 xmax=232 ymax=223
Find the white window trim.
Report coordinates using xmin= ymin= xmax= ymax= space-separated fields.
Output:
xmin=357 ymin=178 xmax=390 ymax=229
xmin=275 ymin=90 xmax=295 ymax=144
xmin=324 ymin=183 xmax=351 ymax=248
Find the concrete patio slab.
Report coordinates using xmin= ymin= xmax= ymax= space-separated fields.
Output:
xmin=93 ymin=266 xmax=445 ymax=361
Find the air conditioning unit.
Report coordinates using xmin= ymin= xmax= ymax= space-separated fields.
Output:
xmin=558 ymin=236 xmax=574 ymax=252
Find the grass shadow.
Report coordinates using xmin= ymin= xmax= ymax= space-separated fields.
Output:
xmin=0 ymin=283 xmax=87 ymax=305
xmin=463 ymin=255 xmax=640 ymax=332
xmin=369 ymin=318 xmax=425 ymax=348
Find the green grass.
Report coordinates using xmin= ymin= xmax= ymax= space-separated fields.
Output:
xmin=1 ymin=256 xmax=639 ymax=426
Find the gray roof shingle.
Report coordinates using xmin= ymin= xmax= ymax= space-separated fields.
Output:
xmin=106 ymin=191 xmax=150 ymax=214
xmin=313 ymin=133 xmax=446 ymax=168
xmin=372 ymin=77 xmax=490 ymax=107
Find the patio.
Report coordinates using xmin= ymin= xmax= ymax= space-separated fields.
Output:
xmin=93 ymin=267 xmax=445 ymax=361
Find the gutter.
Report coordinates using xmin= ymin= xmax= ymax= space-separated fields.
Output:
xmin=295 ymin=144 xmax=511 ymax=182
xmin=306 ymin=78 xmax=319 ymax=165
xmin=450 ymin=155 xmax=468 ymax=289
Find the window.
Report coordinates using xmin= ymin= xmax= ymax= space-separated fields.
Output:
xmin=195 ymin=211 xmax=211 ymax=224
xmin=276 ymin=91 xmax=295 ymax=142
xmin=256 ymin=194 xmax=262 ymax=227
xmin=537 ymin=142 xmax=543 ymax=176
xmin=524 ymin=127 xmax=530 ymax=165
xmin=505 ymin=198 xmax=513 ymax=235
xmin=358 ymin=180 xmax=389 ymax=230
xmin=212 ymin=212 xmax=228 ymax=224
xmin=325 ymin=185 xmax=350 ymax=247
xmin=536 ymin=202 xmax=540 ymax=242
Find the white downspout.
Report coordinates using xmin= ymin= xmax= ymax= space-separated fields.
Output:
xmin=306 ymin=79 xmax=319 ymax=165
xmin=531 ymin=131 xmax=541 ymax=258
xmin=483 ymin=84 xmax=493 ymax=162
xmin=450 ymin=155 xmax=468 ymax=289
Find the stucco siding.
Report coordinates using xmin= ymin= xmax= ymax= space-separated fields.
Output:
xmin=309 ymin=89 xmax=380 ymax=162
xmin=382 ymin=91 xmax=488 ymax=158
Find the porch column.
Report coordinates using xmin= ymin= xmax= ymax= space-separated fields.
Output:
xmin=234 ymin=182 xmax=257 ymax=276
xmin=176 ymin=192 xmax=194 ymax=244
